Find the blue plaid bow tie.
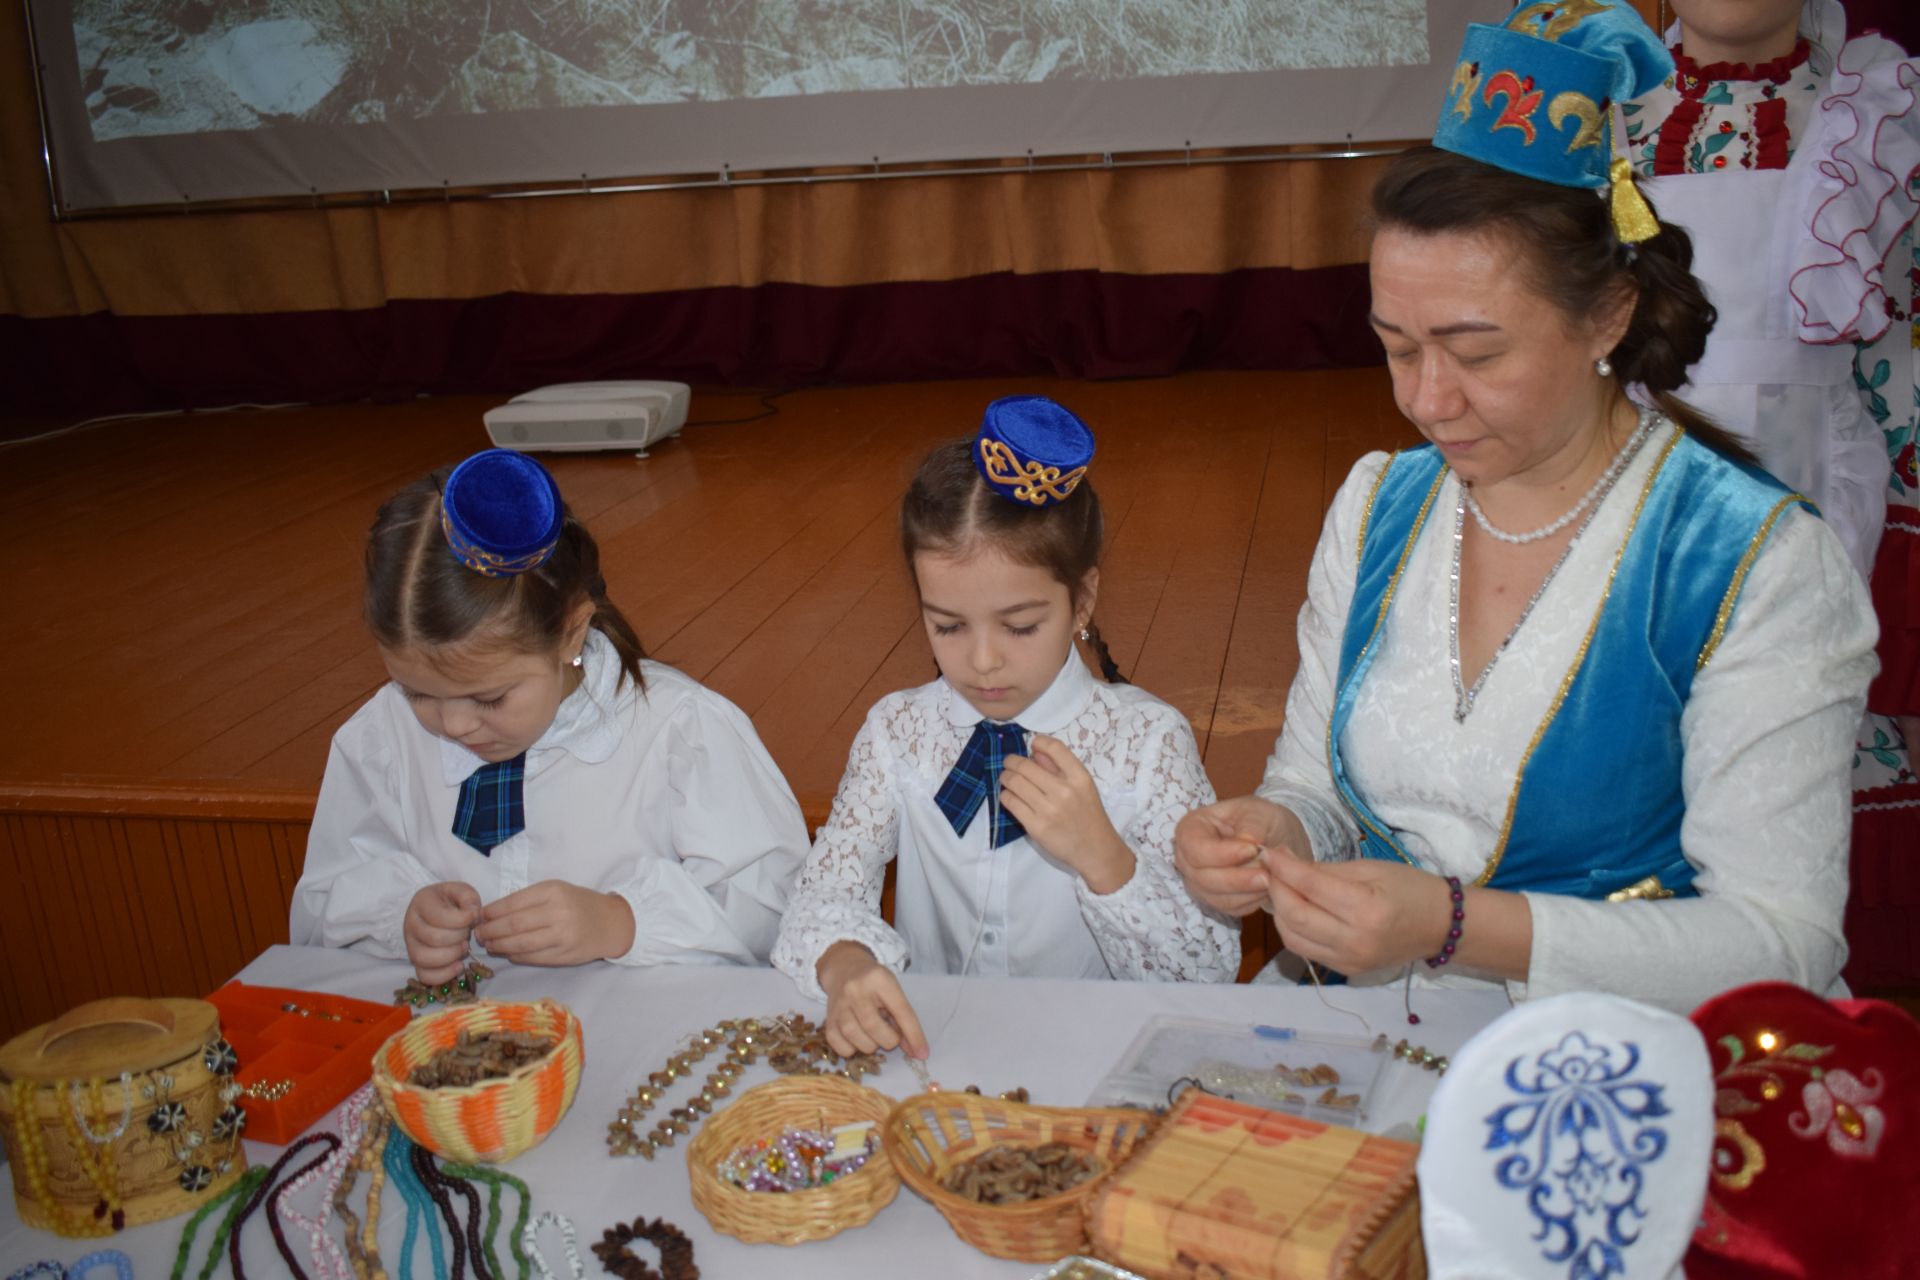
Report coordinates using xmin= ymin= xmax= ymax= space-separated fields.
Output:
xmin=451 ymin=752 xmax=526 ymax=855
xmin=934 ymin=721 xmax=1029 ymax=848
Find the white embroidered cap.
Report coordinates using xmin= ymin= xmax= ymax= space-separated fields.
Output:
xmin=1418 ymin=992 xmax=1713 ymax=1279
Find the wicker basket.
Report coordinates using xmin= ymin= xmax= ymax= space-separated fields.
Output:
xmin=881 ymin=1091 xmax=1159 ymax=1263
xmin=686 ymin=1075 xmax=900 ymax=1244
xmin=372 ymin=1000 xmax=582 ymax=1164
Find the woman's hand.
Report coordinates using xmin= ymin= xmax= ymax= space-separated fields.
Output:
xmin=998 ymin=735 xmax=1135 ymax=893
xmin=1174 ymin=797 xmax=1310 ymax=916
xmin=816 ymin=941 xmax=929 ymax=1060
xmin=1262 ymin=854 xmax=1452 ymax=974
xmin=474 ymin=880 xmax=636 ymax=966
xmin=405 ymin=882 xmax=482 ymax=983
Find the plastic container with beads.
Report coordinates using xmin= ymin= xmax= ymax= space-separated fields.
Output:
xmin=0 ymin=998 xmax=251 ymax=1236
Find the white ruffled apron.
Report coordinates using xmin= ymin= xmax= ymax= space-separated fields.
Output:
xmin=1643 ymin=163 xmax=1888 ymax=580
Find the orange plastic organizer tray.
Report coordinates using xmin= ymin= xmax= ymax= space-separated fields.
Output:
xmin=205 ymin=982 xmax=411 ymax=1146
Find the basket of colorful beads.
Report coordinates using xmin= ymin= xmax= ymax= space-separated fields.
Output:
xmin=686 ymin=1074 xmax=900 ymax=1244
xmin=881 ymin=1091 xmax=1159 ymax=1262
xmin=371 ymin=999 xmax=582 ymax=1164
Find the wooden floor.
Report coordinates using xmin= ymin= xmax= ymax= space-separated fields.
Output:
xmin=0 ymin=370 xmax=1418 ymax=1038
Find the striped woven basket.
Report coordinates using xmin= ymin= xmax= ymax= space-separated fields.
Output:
xmin=881 ymin=1091 xmax=1159 ymax=1263
xmin=372 ymin=1000 xmax=582 ymax=1164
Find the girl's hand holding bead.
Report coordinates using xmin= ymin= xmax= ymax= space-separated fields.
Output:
xmin=405 ymin=881 xmax=483 ymax=983
xmin=475 ymin=879 xmax=636 ymax=966
xmin=1261 ymin=853 xmax=1454 ymax=975
xmin=816 ymin=941 xmax=929 ymax=1060
xmin=997 ymin=735 xmax=1135 ymax=893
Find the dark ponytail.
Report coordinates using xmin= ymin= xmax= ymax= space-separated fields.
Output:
xmin=901 ymin=437 xmax=1128 ymax=683
xmin=365 ymin=467 xmax=647 ymax=690
xmin=1370 ymin=145 xmax=1756 ymax=464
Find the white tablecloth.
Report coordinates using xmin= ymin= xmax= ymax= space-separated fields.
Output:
xmin=1 ymin=947 xmax=1510 ymax=1278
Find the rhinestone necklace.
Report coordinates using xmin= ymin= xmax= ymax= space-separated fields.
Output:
xmin=1449 ymin=413 xmax=1656 ymax=722
xmin=1462 ymin=406 xmax=1654 ymax=544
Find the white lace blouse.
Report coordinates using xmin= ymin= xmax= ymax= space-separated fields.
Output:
xmin=1258 ymin=422 xmax=1879 ymax=1012
xmin=772 ymin=652 xmax=1241 ymax=999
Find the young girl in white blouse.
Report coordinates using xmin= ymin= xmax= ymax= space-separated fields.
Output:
xmin=771 ymin=397 xmax=1240 ymax=1059
xmin=291 ymin=449 xmax=807 ymax=982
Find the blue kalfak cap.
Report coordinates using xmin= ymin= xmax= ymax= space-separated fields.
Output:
xmin=972 ymin=396 xmax=1096 ymax=507
xmin=1433 ymin=0 xmax=1672 ymax=236
xmin=440 ymin=449 xmax=564 ymax=577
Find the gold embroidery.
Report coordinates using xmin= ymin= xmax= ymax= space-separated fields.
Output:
xmin=1695 ymin=494 xmax=1804 ymax=672
xmin=1510 ymin=0 xmax=1610 ymax=41
xmin=1605 ymin=874 xmax=1675 ymax=902
xmin=1354 ymin=451 xmax=1399 ymax=569
xmin=1449 ymin=61 xmax=1481 ymax=122
xmin=1548 ymin=91 xmax=1605 ymax=152
xmin=1475 ymin=429 xmax=1684 ymax=887
xmin=1712 ymin=1118 xmax=1767 ymax=1192
xmin=977 ymin=437 xmax=1087 ymax=506
xmin=1328 ymin=464 xmax=1450 ymax=864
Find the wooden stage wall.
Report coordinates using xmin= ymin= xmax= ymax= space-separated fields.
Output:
xmin=0 ymin=371 xmax=1417 ymax=1041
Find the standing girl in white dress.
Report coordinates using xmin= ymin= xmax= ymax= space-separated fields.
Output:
xmin=292 ymin=449 xmax=807 ymax=983
xmin=772 ymin=397 xmax=1240 ymax=1059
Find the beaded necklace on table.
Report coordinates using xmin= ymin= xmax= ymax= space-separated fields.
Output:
xmin=1449 ymin=410 xmax=1655 ymax=722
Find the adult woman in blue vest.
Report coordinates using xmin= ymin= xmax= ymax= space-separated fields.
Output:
xmin=1175 ymin=1 xmax=1878 ymax=1013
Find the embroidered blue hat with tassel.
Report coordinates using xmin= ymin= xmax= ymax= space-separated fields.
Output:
xmin=440 ymin=449 xmax=564 ymax=577
xmin=1433 ymin=0 xmax=1672 ymax=243
xmin=973 ymin=395 xmax=1096 ymax=508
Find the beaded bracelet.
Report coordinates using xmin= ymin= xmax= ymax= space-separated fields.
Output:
xmin=443 ymin=1163 xmax=532 ymax=1280
xmin=522 ymin=1213 xmax=584 ymax=1280
xmin=8 ymin=1263 xmax=65 ymax=1280
xmin=411 ymin=1143 xmax=487 ymax=1280
xmin=350 ymin=1108 xmax=393 ymax=1280
xmin=589 ymin=1218 xmax=698 ymax=1280
xmin=63 ymin=1253 xmax=133 ymax=1280
xmin=1425 ymin=876 xmax=1466 ymax=968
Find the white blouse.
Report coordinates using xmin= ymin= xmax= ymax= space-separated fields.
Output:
xmin=772 ymin=652 xmax=1241 ymax=999
xmin=1258 ymin=422 xmax=1878 ymax=1012
xmin=291 ymin=629 xmax=808 ymax=967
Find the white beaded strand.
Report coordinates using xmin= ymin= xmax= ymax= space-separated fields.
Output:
xmin=524 ymin=1211 xmax=586 ymax=1280
xmin=1462 ymin=406 xmax=1654 ymax=544
xmin=65 ymin=1075 xmax=133 ymax=1145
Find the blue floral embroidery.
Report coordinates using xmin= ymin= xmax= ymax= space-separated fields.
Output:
xmin=1483 ymin=1032 xmax=1671 ymax=1280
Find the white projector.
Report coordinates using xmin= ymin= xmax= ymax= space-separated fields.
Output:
xmin=482 ymin=381 xmax=691 ymax=453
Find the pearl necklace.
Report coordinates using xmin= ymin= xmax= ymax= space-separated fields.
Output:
xmin=1449 ymin=414 xmax=1656 ymax=722
xmin=1462 ymin=407 xmax=1654 ymax=544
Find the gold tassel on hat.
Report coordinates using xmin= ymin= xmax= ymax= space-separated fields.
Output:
xmin=1609 ymin=156 xmax=1660 ymax=244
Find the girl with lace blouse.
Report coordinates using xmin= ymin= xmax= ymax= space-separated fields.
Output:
xmin=771 ymin=398 xmax=1241 ymax=1059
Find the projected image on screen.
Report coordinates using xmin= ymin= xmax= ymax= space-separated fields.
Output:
xmin=75 ymin=0 xmax=1427 ymax=142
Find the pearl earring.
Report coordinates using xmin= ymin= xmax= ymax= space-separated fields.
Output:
xmin=1079 ymin=628 xmax=1091 ymax=642
xmin=571 ymin=653 xmax=584 ymax=668
xmin=1595 ymin=357 xmax=1614 ymax=378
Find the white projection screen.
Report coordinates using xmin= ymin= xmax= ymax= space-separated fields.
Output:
xmin=28 ymin=0 xmax=1508 ymax=212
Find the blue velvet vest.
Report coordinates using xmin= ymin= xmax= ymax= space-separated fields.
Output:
xmin=1329 ymin=431 xmax=1808 ymax=899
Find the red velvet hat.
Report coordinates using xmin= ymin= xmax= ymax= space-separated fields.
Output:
xmin=1687 ymin=981 xmax=1920 ymax=1278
